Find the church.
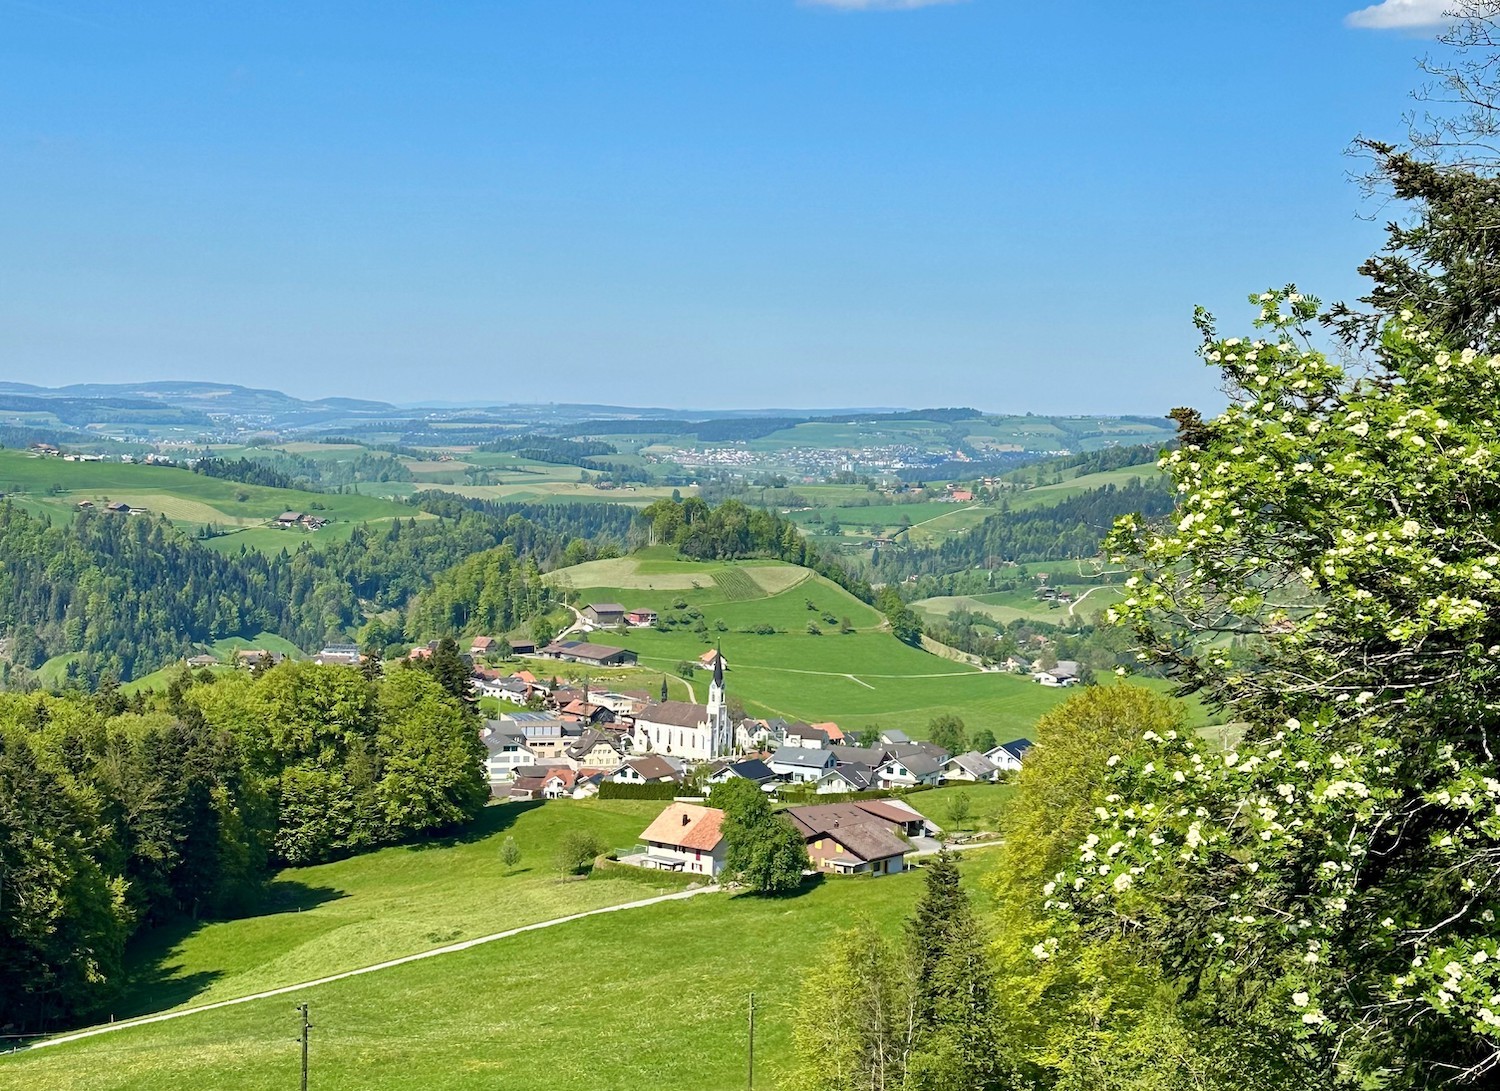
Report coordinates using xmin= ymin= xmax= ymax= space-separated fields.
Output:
xmin=631 ymin=651 xmax=734 ymax=762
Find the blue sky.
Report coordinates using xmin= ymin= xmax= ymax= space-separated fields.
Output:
xmin=0 ymin=1 xmax=1450 ymax=413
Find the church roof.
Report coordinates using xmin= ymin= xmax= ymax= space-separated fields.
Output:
xmin=635 ymin=700 xmax=711 ymax=729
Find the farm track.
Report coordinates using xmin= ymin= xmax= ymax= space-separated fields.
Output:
xmin=12 ymin=885 xmax=721 ymax=1056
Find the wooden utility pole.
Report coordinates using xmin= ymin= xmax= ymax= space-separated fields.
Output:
xmin=748 ymin=992 xmax=755 ymax=1090
xmin=296 ymin=1003 xmax=312 ymax=1091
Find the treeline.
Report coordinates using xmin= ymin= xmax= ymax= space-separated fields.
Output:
xmin=404 ymin=545 xmax=552 ymax=642
xmin=636 ymin=496 xmax=876 ymax=606
xmin=207 ymin=449 xmax=414 ymax=490
xmin=0 ymin=662 xmax=484 ymax=1032
xmin=192 ymin=456 xmax=299 ymax=491
xmin=563 ymin=408 xmax=983 ymax=443
xmin=0 ymin=495 xmax=641 ymax=687
xmin=876 ymin=481 xmax=1175 ymax=580
xmin=476 ymin=434 xmax=617 ymax=462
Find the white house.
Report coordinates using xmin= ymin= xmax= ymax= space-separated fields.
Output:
xmin=768 ymin=746 xmax=836 ymax=783
xmin=985 ymin=738 xmax=1034 ymax=772
xmin=814 ymin=763 xmax=876 ymax=794
xmin=940 ymin=751 xmax=1000 ymax=783
xmin=1032 ymin=660 xmax=1081 ymax=686
xmin=479 ymin=722 xmax=536 ymax=783
xmin=876 ymin=751 xmax=944 ymax=789
xmin=609 ymin=755 xmax=684 ymax=785
xmin=637 ymin=803 xmax=727 ymax=877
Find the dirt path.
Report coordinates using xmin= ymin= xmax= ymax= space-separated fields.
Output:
xmin=12 ymin=884 xmax=721 ymax=1056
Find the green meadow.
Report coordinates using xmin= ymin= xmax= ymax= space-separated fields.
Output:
xmin=4 ymin=855 xmax=996 ymax=1091
xmin=0 ymin=449 xmax=424 ymax=554
xmin=546 ymin=554 xmax=1084 ymax=737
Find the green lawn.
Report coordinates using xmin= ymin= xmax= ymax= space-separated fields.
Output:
xmin=5 ymin=852 xmax=1000 ymax=1091
xmin=99 ymin=798 xmax=681 ymax=1022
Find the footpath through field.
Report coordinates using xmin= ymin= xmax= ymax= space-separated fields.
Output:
xmin=13 ymin=884 xmax=720 ymax=1056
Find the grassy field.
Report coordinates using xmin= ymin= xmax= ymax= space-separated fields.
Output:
xmin=914 ymin=582 xmax=1127 ymax=629
xmin=0 ymin=449 xmax=424 ymax=555
xmin=545 ymin=555 xmax=1093 ymax=738
xmin=4 ymin=853 xmax=997 ymax=1091
xmin=96 ymin=799 xmax=682 ymax=1022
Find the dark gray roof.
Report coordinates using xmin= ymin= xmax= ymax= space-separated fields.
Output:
xmin=828 ymin=744 xmax=885 ymax=767
xmin=944 ymin=751 xmax=999 ymax=778
xmin=724 ymin=758 xmax=776 ymax=783
xmin=770 ymin=745 xmax=835 ymax=769
xmin=997 ymin=738 xmax=1034 ymax=761
xmin=819 ymin=763 xmax=875 ymax=790
xmin=879 ymin=729 xmax=910 ymax=744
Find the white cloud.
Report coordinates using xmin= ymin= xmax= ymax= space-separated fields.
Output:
xmin=1345 ymin=0 xmax=1453 ymax=29
xmin=802 ymin=0 xmax=966 ymax=10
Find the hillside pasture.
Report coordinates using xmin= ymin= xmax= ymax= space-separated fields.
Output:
xmin=5 ymin=851 xmax=998 ymax=1091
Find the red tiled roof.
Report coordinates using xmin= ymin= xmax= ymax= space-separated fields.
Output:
xmin=640 ymin=804 xmax=725 ymax=851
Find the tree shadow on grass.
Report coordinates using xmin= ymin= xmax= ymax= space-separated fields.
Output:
xmin=105 ymin=880 xmax=346 ymax=1023
xmin=401 ymin=798 xmax=544 ymax=851
xmin=730 ymin=873 xmax=829 ymax=901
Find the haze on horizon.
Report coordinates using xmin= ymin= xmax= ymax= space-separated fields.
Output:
xmin=0 ymin=1 xmax=1441 ymax=414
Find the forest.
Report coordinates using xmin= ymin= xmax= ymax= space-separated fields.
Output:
xmin=0 ymin=661 xmax=485 ymax=1033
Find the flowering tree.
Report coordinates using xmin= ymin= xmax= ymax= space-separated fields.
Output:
xmin=1048 ymin=288 xmax=1500 ymax=1085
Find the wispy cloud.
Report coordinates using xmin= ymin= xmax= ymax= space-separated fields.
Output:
xmin=802 ymin=0 xmax=966 ymax=11
xmin=1345 ymin=0 xmax=1453 ymax=30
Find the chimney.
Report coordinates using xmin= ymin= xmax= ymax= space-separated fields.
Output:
xmin=681 ymin=813 xmax=690 ymax=826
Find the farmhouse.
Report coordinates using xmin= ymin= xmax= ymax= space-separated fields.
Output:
xmin=784 ymin=800 xmax=928 ymax=876
xmin=626 ymin=609 xmax=657 ymax=627
xmin=234 ymin=648 xmax=284 ymax=669
xmin=637 ymin=803 xmax=727 ymax=876
xmin=697 ymin=648 xmax=727 ymax=672
xmin=312 ymin=643 xmax=361 ymax=666
xmin=469 ymin=636 xmax=497 ymax=657
xmin=539 ymin=640 xmax=638 ymax=667
xmin=582 ymin=603 xmax=627 ymax=626
xmin=1032 ymin=660 xmax=1082 ymax=686
xmin=275 ymin=511 xmax=304 ymax=527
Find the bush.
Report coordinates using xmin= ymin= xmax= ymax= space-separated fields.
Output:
xmin=597 ymin=781 xmax=686 ymax=800
xmin=677 ymin=660 xmax=697 ymax=679
xmin=554 ymin=830 xmax=606 ymax=875
xmin=806 ymin=622 xmax=823 ymax=635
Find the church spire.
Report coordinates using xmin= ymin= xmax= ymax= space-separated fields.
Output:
xmin=712 ymin=643 xmax=724 ymax=689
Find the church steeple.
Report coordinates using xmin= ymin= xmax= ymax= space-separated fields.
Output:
xmin=708 ymin=643 xmax=725 ymax=711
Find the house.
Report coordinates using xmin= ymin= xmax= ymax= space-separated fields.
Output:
xmin=782 ymin=723 xmax=831 ymax=749
xmin=582 ymin=603 xmax=627 ymax=627
xmin=768 ymin=746 xmax=836 ymax=783
xmin=985 ymin=738 xmax=1034 ymax=772
xmin=811 ymin=722 xmax=845 ymax=744
xmin=626 ymin=609 xmax=658 ymax=627
xmin=878 ymin=729 xmax=911 ymax=746
xmin=480 ymin=722 xmax=536 ymax=783
xmin=566 ymin=729 xmax=629 ymax=768
xmin=948 ymin=489 xmax=974 ymax=503
xmin=105 ymin=501 xmax=131 ymax=514
xmin=276 ymin=511 xmax=304 ymax=527
xmin=76 ymin=499 xmax=94 ymax=510
xmin=1032 ymin=660 xmax=1082 ymax=687
xmin=538 ymin=640 xmax=638 ymax=667
xmin=737 ymin=718 xmax=781 ymax=752
xmin=470 ymin=636 xmax=497 ymax=658
xmin=312 ymin=643 xmax=361 ymax=666
xmin=559 ymin=699 xmax=616 ymax=726
xmin=185 ymin=653 xmax=219 ymax=669
xmin=475 ymin=675 xmax=528 ymax=704
xmin=498 ymin=712 xmax=582 ymax=761
xmin=508 ymin=764 xmax=567 ymax=800
xmin=631 ymin=655 xmax=734 ymax=761
xmin=698 ymin=648 xmax=727 ymax=672
xmin=539 ymin=767 xmax=578 ymax=799
xmin=704 ymin=757 xmax=778 ymax=788
xmin=940 ymin=751 xmax=1001 ymax=783
xmin=592 ymin=690 xmax=650 ymax=717
xmin=637 ymin=803 xmax=727 ymax=876
xmin=814 ymin=763 xmax=877 ymax=794
xmin=876 ymin=750 xmax=944 ymax=789
xmin=234 ymin=648 xmax=284 ymax=669
xmin=784 ymin=800 xmax=928 ymax=876
xmin=609 ymin=755 xmax=685 ymax=785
